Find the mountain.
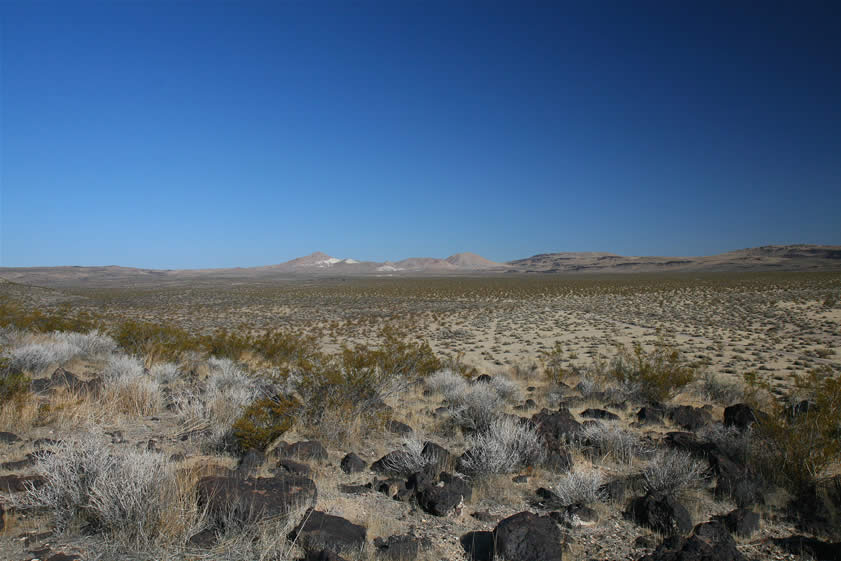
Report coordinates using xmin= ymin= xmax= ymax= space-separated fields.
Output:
xmin=507 ymin=245 xmax=841 ymax=273
xmin=0 ymin=245 xmax=839 ymax=287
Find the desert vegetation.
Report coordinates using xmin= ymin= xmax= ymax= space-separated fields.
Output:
xmin=0 ymin=272 xmax=839 ymax=560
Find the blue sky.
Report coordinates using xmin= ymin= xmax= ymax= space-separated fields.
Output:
xmin=1 ymin=0 xmax=839 ymax=268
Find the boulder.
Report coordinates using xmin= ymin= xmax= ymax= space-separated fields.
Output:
xmin=197 ymin=474 xmax=317 ymax=529
xmin=340 ymin=452 xmax=367 ymax=474
xmin=723 ymin=404 xmax=758 ymax=430
xmin=720 ymin=508 xmax=760 ymax=537
xmin=373 ymin=534 xmax=430 ymax=560
xmin=628 ymin=492 xmax=692 ymax=536
xmin=385 ymin=420 xmax=413 ymax=435
xmin=0 ymin=474 xmax=46 ymax=493
xmin=667 ymin=406 xmax=712 ymax=431
xmin=637 ymin=405 xmax=666 ymax=425
xmin=581 ymin=408 xmax=620 ymax=421
xmin=461 ymin=531 xmax=495 ymax=561
xmin=493 ymin=511 xmax=564 ymax=561
xmin=638 ymin=521 xmax=746 ymax=561
xmin=416 ymin=473 xmax=471 ymax=517
xmin=532 ymin=408 xmax=582 ymax=443
xmin=291 ymin=510 xmax=366 ymax=555
xmin=273 ymin=458 xmax=312 ymax=476
xmin=0 ymin=432 xmax=21 ymax=444
xmin=421 ymin=441 xmax=453 ymax=471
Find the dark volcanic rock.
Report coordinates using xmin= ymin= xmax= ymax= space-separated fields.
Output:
xmin=581 ymin=408 xmax=620 ymax=421
xmin=371 ymin=450 xmax=414 ymax=475
xmin=772 ymin=536 xmax=841 ymax=561
xmin=305 ymin=551 xmax=350 ymax=561
xmin=291 ymin=510 xmax=366 ymax=555
xmin=339 ymin=483 xmax=373 ymax=495
xmin=385 ymin=420 xmax=413 ymax=435
xmin=461 ymin=531 xmax=495 ymax=561
xmin=720 ymin=508 xmax=760 ymax=537
xmin=637 ymin=405 xmax=666 ymax=425
xmin=532 ymin=408 xmax=582 ymax=443
xmin=235 ymin=449 xmax=266 ymax=475
xmin=421 ymin=441 xmax=453 ymax=471
xmin=493 ymin=511 xmax=564 ymax=561
xmin=0 ymin=431 xmax=21 ymax=444
xmin=723 ymin=404 xmax=758 ymax=430
xmin=667 ymin=406 xmax=712 ymax=431
xmin=0 ymin=474 xmax=46 ymax=493
xmin=197 ymin=474 xmax=317 ymax=529
xmin=373 ymin=534 xmax=430 ymax=560
xmin=474 ymin=374 xmax=493 ymax=384
xmin=416 ymin=472 xmax=472 ymax=517
xmin=273 ymin=458 xmax=312 ymax=476
xmin=340 ymin=452 xmax=367 ymax=474
xmin=639 ymin=521 xmax=746 ymax=561
xmin=628 ymin=492 xmax=692 ymax=536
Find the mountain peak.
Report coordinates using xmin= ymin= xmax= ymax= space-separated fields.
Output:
xmin=445 ymin=252 xmax=505 ymax=269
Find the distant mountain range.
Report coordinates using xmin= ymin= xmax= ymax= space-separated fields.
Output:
xmin=1 ymin=245 xmax=839 ymax=288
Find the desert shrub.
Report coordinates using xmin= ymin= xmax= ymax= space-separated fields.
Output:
xmin=447 ymin=383 xmax=506 ymax=432
xmin=0 ymin=351 xmax=30 ymax=405
xmin=0 ymin=299 xmax=98 ymax=333
xmin=231 ymin=395 xmax=299 ymax=452
xmin=699 ymin=423 xmax=752 ymax=464
xmin=698 ymin=370 xmax=743 ymax=405
xmin=150 ymin=361 xmax=180 ymax=385
xmin=201 ymin=328 xmax=251 ymax=361
xmin=540 ymin=341 xmax=569 ymax=384
xmin=52 ymin=330 xmax=117 ymax=356
xmin=459 ymin=416 xmax=543 ymax=475
xmin=642 ymin=449 xmax=708 ymax=494
xmin=381 ymin=434 xmax=429 ymax=475
xmin=554 ymin=466 xmax=607 ymax=505
xmin=441 ymin=351 xmax=479 ymax=379
xmin=425 ymin=369 xmax=468 ymax=396
xmin=112 ymin=319 xmax=201 ymax=364
xmin=489 ymin=375 xmax=521 ymax=402
xmin=102 ymin=355 xmax=161 ymax=415
xmin=250 ymin=329 xmax=321 ymax=370
xmin=609 ymin=339 xmax=696 ymax=402
xmin=24 ymin=435 xmax=198 ymax=550
xmin=577 ymin=423 xmax=643 ymax=465
xmin=6 ymin=340 xmax=81 ymax=372
xmin=745 ymin=367 xmax=841 ymax=492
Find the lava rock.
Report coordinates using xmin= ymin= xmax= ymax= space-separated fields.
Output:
xmin=667 ymin=406 xmax=712 ymax=431
xmin=273 ymin=458 xmax=312 ymax=476
xmin=291 ymin=510 xmax=366 ymax=555
xmin=0 ymin=432 xmax=21 ymax=444
xmin=197 ymin=474 xmax=317 ymax=529
xmin=461 ymin=531 xmax=495 ymax=561
xmin=493 ymin=511 xmax=564 ymax=561
xmin=639 ymin=520 xmax=746 ymax=561
xmin=373 ymin=534 xmax=430 ymax=560
xmin=282 ymin=440 xmax=328 ymax=461
xmin=340 ymin=452 xmax=367 ymax=474
xmin=628 ymin=492 xmax=692 ymax=536
xmin=581 ymin=408 xmax=620 ymax=421
xmin=385 ymin=420 xmax=413 ymax=435
xmin=637 ymin=405 xmax=666 ymax=425
xmin=723 ymin=403 xmax=758 ymax=430
xmin=720 ymin=508 xmax=760 ymax=537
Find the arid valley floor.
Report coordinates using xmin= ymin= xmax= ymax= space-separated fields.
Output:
xmin=0 ymin=270 xmax=840 ymax=561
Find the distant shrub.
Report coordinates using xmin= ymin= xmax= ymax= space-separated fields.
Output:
xmin=554 ymin=466 xmax=607 ymax=506
xmin=642 ymin=449 xmax=708 ymax=494
xmin=52 ymin=330 xmax=117 ymax=356
xmin=459 ymin=416 xmax=543 ymax=476
xmin=426 ymin=369 xmax=468 ymax=396
xmin=609 ymin=339 xmax=696 ymax=402
xmin=231 ymin=395 xmax=299 ymax=452
xmin=540 ymin=341 xmax=569 ymax=384
xmin=5 ymin=340 xmax=80 ymax=372
xmin=698 ymin=370 xmax=743 ymax=405
xmin=489 ymin=375 xmax=521 ymax=402
xmin=0 ymin=299 xmax=98 ymax=334
xmin=112 ymin=320 xmax=200 ymax=364
xmin=448 ymin=383 xmax=506 ymax=433
xmin=150 ymin=361 xmax=180 ymax=385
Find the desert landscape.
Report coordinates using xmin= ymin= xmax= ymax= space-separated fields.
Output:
xmin=1 ymin=249 xmax=840 ymax=561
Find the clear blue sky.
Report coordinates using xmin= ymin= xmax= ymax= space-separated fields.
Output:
xmin=1 ymin=0 xmax=839 ymax=268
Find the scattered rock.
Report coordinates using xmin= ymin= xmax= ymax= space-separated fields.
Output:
xmin=461 ymin=531 xmax=495 ymax=561
xmin=0 ymin=432 xmax=21 ymax=444
xmin=273 ymin=458 xmax=311 ymax=476
xmin=197 ymin=474 xmax=317 ymax=529
xmin=236 ymin=449 xmax=266 ymax=475
xmin=720 ymin=508 xmax=759 ymax=537
xmin=304 ymin=549 xmax=350 ymax=561
xmin=339 ymin=483 xmax=372 ymax=495
xmin=493 ymin=511 xmax=564 ymax=561
xmin=373 ymin=534 xmax=430 ymax=560
xmin=0 ymin=474 xmax=46 ymax=493
xmin=416 ymin=473 xmax=471 ymax=517
xmin=340 ymin=452 xmax=366 ymax=474
xmin=637 ymin=405 xmax=666 ymax=425
xmin=385 ymin=420 xmax=413 ymax=435
xmin=581 ymin=408 xmax=620 ymax=421
xmin=639 ymin=520 xmax=746 ymax=561
xmin=291 ymin=510 xmax=366 ymax=555
xmin=421 ymin=441 xmax=453 ymax=471
xmin=512 ymin=474 xmax=528 ymax=483
xmin=772 ymin=535 xmax=841 ymax=561
xmin=474 ymin=374 xmax=493 ymax=384
xmin=187 ymin=528 xmax=217 ymax=548
xmin=471 ymin=510 xmax=497 ymax=523
xmin=723 ymin=403 xmax=758 ymax=430
xmin=628 ymin=492 xmax=692 ymax=536
xmin=667 ymin=406 xmax=712 ymax=431
xmin=532 ymin=408 xmax=582 ymax=443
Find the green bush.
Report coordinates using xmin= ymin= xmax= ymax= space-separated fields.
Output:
xmin=745 ymin=367 xmax=841 ymax=492
xmin=0 ymin=351 xmax=30 ymax=406
xmin=231 ymin=395 xmax=299 ymax=452
xmin=609 ymin=339 xmax=696 ymax=402
xmin=0 ymin=299 xmax=98 ymax=333
xmin=540 ymin=341 xmax=568 ymax=384
xmin=112 ymin=320 xmax=201 ymax=363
